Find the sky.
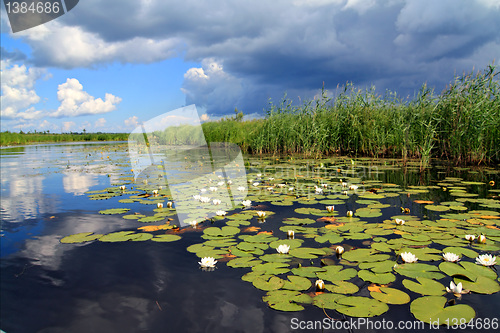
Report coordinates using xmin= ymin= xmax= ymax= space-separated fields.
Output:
xmin=1 ymin=0 xmax=499 ymax=133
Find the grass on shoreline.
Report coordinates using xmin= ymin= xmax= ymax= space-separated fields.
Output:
xmin=0 ymin=132 xmax=129 ymax=146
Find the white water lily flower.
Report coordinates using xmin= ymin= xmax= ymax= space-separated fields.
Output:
xmin=256 ymin=173 xmax=262 ymax=177
xmin=321 ymin=183 xmax=328 ymax=188
xmin=217 ymin=181 xmax=225 ymax=186
xmin=276 ymin=244 xmax=290 ymax=254
xmin=349 ymin=184 xmax=358 ymax=190
xmin=336 ymin=246 xmax=344 ymax=255
xmin=277 ymin=183 xmax=285 ymax=188
xmin=157 ymin=202 xmax=163 ymax=209
xmin=289 ymin=187 xmax=294 ymax=191
xmin=315 ymin=279 xmax=325 ymax=290
xmin=257 ymin=211 xmax=266 ymax=218
xmin=209 ymin=187 xmax=218 ymax=192
xmin=287 ymin=230 xmax=295 ymax=238
xmin=216 ymin=210 xmax=227 ymax=216
xmin=442 ymin=252 xmax=460 ymax=262
xmin=199 ymin=196 xmax=210 ymax=203
xmin=478 ymin=235 xmax=487 ymax=243
xmin=199 ymin=257 xmax=217 ymax=268
xmin=227 ymin=180 xmax=233 ymax=185
xmin=152 ymin=190 xmax=158 ymax=195
xmin=315 ymin=186 xmax=323 ymax=194
xmin=476 ymin=254 xmax=497 ymax=266
xmin=342 ymin=191 xmax=349 ymax=196
xmin=401 ymin=252 xmax=418 ymax=263
xmin=326 ymin=206 xmax=335 ymax=213
xmin=268 ymin=177 xmax=275 ymax=181
xmin=341 ymin=182 xmax=348 ymax=188
xmin=238 ymin=186 xmax=246 ymax=191
xmin=120 ymin=185 xmax=126 ymax=190
xmin=193 ymin=194 xmax=201 ymax=200
xmin=446 ymin=281 xmax=463 ymax=294
xmin=188 ymin=220 xmax=198 ymax=227
xmin=346 ymin=211 xmax=353 ymax=217
xmin=465 ymin=234 xmax=476 ymax=242
xmin=253 ymin=182 xmax=260 ymax=187
xmin=218 ymin=175 xmax=223 ymax=179
xmin=200 ymin=188 xmax=207 ymax=193
xmin=166 ymin=201 xmax=173 ymax=208
xmin=212 ymin=199 xmax=222 ymax=205
xmin=267 ymin=187 xmax=274 ymax=191
xmin=242 ymin=200 xmax=252 ymax=207
xmin=395 ymin=218 xmax=405 ymax=225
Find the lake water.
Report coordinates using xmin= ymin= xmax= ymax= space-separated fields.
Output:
xmin=1 ymin=142 xmax=499 ymax=333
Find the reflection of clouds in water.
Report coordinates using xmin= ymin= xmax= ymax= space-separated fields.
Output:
xmin=37 ymin=295 xmax=152 ymax=333
xmin=1 ymin=174 xmax=60 ymax=222
xmin=21 ymin=215 xmax=134 ymax=271
xmin=63 ymin=172 xmax=98 ymax=195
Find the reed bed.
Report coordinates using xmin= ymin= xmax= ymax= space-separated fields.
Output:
xmin=0 ymin=132 xmax=129 ymax=146
xmin=202 ymin=64 xmax=499 ymax=166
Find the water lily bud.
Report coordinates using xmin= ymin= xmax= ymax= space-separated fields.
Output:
xmin=157 ymin=202 xmax=163 ymax=209
xmin=465 ymin=234 xmax=475 ymax=242
xmin=120 ymin=185 xmax=126 ymax=191
xmin=152 ymin=189 xmax=158 ymax=195
xmin=287 ymin=230 xmax=295 ymax=239
xmin=315 ymin=279 xmax=325 ymax=291
xmin=478 ymin=234 xmax=486 ymax=243
xmin=326 ymin=206 xmax=335 ymax=213
xmin=166 ymin=201 xmax=173 ymax=208
xmin=336 ymin=246 xmax=344 ymax=255
xmin=346 ymin=211 xmax=353 ymax=217
xmin=257 ymin=211 xmax=266 ymax=218
xmin=395 ymin=218 xmax=405 ymax=225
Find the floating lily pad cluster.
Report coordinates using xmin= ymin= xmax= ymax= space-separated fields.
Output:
xmin=61 ymin=152 xmax=499 ymax=325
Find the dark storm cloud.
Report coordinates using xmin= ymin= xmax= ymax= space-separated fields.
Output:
xmin=11 ymin=0 xmax=500 ymax=115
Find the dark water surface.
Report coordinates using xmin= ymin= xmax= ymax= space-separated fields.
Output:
xmin=1 ymin=143 xmax=499 ymax=333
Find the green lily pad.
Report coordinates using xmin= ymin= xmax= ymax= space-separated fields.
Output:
xmin=370 ymin=287 xmax=410 ymax=304
xmin=312 ymin=293 xmax=346 ymax=310
xmin=260 ymin=253 xmax=293 ymax=263
xmin=151 ymin=234 xmax=182 ymax=242
xmin=291 ymin=266 xmax=326 ymax=278
xmin=454 ymin=276 xmax=500 ymax=294
xmin=227 ymin=257 xmax=262 ymax=268
xmin=358 ymin=270 xmax=396 ymax=284
xmin=294 ymin=207 xmax=324 ymax=216
xmin=240 ymin=233 xmax=279 ymax=243
xmin=138 ymin=215 xmax=166 ymax=223
xmin=269 ymin=239 xmax=303 ymax=250
xmin=324 ymin=281 xmax=359 ymax=294
xmin=410 ymin=296 xmax=475 ymax=324
xmin=283 ymin=217 xmax=316 ymax=225
xmin=61 ymin=232 xmax=103 ymax=244
xmin=425 ymin=205 xmax=451 ymax=212
xmin=99 ymin=208 xmax=131 ymax=215
xmin=359 ymin=261 xmax=397 ymax=273
xmin=204 ymin=226 xmax=240 ymax=238
xmin=355 ymin=208 xmax=383 ymax=218
xmin=442 ymin=246 xmax=478 ymax=259
xmin=314 ymin=233 xmax=344 ymax=244
xmin=394 ymin=263 xmax=445 ymax=279
xmin=402 ymin=277 xmax=446 ymax=295
xmin=282 ymin=275 xmax=312 ymax=291
xmin=252 ymin=262 xmax=290 ymax=275
xmin=289 ymin=247 xmax=326 ymax=259
xmin=99 ymin=231 xmax=141 ymax=242
xmin=263 ymin=290 xmax=311 ymax=311
xmin=342 ymin=249 xmax=389 ymax=262
xmin=439 ymin=261 xmax=497 ymax=281
xmin=252 ymin=275 xmax=285 ymax=291
xmin=335 ymin=296 xmax=389 ymax=317
xmin=316 ymin=265 xmax=357 ymax=282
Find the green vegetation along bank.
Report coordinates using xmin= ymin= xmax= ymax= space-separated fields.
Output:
xmin=0 ymin=132 xmax=129 ymax=146
xmin=201 ymin=64 xmax=499 ymax=166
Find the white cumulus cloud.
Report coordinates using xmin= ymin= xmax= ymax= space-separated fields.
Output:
xmin=52 ymin=78 xmax=122 ymax=117
xmin=0 ymin=60 xmax=45 ymax=120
